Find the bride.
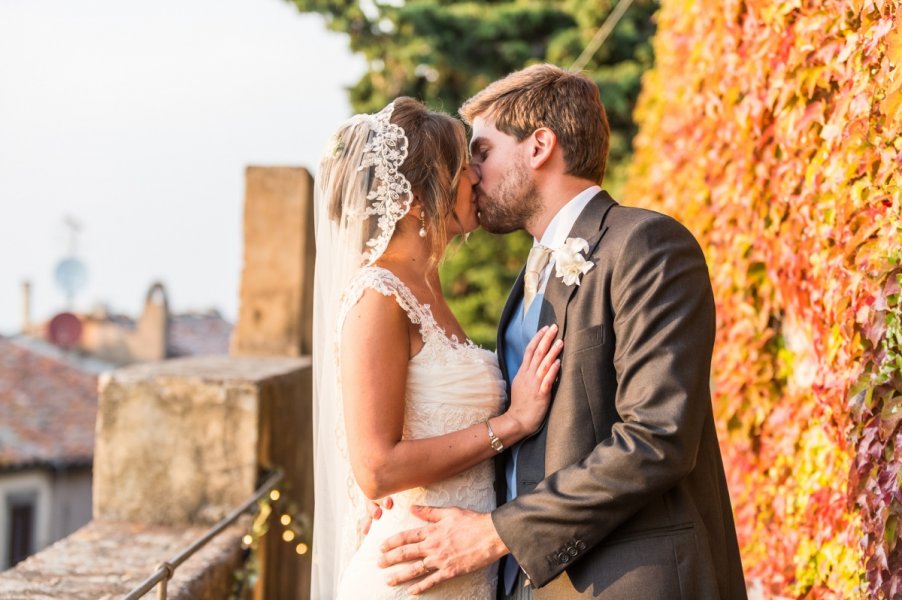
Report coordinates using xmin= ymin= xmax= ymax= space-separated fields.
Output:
xmin=311 ymin=97 xmax=562 ymax=599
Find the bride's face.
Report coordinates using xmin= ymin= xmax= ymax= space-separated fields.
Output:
xmin=448 ymin=163 xmax=480 ymax=236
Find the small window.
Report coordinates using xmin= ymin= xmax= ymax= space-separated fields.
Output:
xmin=7 ymin=494 xmax=36 ymax=568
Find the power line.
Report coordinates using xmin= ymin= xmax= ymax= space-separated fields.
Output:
xmin=569 ymin=0 xmax=636 ymax=73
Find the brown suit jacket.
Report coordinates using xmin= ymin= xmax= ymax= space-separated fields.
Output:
xmin=492 ymin=191 xmax=747 ymax=599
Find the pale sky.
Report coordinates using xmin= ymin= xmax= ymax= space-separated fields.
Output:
xmin=0 ymin=0 xmax=364 ymax=335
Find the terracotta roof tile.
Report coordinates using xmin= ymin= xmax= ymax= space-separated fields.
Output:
xmin=0 ymin=336 xmax=97 ymax=469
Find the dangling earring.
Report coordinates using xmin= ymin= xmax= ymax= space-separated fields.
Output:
xmin=418 ymin=212 xmax=427 ymax=238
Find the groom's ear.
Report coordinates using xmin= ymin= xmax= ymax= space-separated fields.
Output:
xmin=528 ymin=127 xmax=557 ymax=170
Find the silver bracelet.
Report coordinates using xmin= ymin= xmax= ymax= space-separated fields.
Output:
xmin=484 ymin=418 xmax=504 ymax=453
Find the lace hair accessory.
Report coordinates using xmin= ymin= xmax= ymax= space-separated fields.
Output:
xmin=357 ymin=102 xmax=412 ymax=264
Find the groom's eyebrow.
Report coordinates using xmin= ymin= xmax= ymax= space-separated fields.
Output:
xmin=469 ymin=137 xmax=486 ymax=155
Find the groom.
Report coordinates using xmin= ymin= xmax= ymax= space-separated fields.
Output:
xmin=380 ymin=64 xmax=747 ymax=599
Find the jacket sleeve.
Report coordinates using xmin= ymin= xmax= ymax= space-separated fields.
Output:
xmin=491 ymin=213 xmax=716 ymax=587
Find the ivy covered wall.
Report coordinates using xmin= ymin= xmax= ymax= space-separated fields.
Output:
xmin=626 ymin=1 xmax=901 ymax=597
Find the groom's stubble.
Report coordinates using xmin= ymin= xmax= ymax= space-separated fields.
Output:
xmin=476 ymin=152 xmax=542 ymax=235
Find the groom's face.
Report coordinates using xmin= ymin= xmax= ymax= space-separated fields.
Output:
xmin=469 ymin=116 xmax=541 ymax=234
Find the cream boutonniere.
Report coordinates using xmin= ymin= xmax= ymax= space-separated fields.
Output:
xmin=553 ymin=237 xmax=594 ymax=286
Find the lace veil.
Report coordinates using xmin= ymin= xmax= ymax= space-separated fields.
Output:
xmin=311 ymin=102 xmax=412 ymax=598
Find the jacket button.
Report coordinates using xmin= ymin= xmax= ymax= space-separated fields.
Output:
xmin=576 ymin=540 xmax=587 ymax=551
xmin=567 ymin=545 xmax=578 ymax=556
xmin=558 ymin=552 xmax=570 ymax=564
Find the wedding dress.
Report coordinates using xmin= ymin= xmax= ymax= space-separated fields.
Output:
xmin=333 ymin=266 xmax=505 ymax=599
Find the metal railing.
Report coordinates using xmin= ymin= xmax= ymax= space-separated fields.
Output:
xmin=123 ymin=468 xmax=284 ymax=600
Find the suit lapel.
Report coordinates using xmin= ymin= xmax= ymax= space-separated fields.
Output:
xmin=538 ymin=191 xmax=617 ymax=336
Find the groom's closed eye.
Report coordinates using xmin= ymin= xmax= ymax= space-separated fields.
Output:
xmin=469 ymin=138 xmax=489 ymax=161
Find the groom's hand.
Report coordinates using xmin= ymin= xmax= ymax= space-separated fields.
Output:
xmin=378 ymin=505 xmax=509 ymax=594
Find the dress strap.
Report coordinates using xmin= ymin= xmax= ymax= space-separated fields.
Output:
xmin=338 ymin=266 xmax=436 ymax=341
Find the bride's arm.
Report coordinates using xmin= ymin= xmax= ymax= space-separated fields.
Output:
xmin=341 ymin=289 xmax=560 ymax=500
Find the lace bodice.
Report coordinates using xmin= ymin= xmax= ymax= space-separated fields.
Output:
xmin=335 ymin=266 xmax=505 ymax=599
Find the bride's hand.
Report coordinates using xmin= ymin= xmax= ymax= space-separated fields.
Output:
xmin=362 ymin=496 xmax=394 ymax=535
xmin=507 ymin=324 xmax=563 ymax=435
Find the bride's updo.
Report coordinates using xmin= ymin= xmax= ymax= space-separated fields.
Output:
xmin=319 ymin=97 xmax=468 ymax=269
xmin=390 ymin=97 xmax=469 ymax=267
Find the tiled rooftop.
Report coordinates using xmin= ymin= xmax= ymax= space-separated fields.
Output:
xmin=168 ymin=312 xmax=232 ymax=357
xmin=81 ymin=310 xmax=233 ymax=358
xmin=0 ymin=336 xmax=98 ymax=469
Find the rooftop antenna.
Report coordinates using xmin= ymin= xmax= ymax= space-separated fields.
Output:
xmin=62 ymin=215 xmax=81 ymax=254
xmin=54 ymin=215 xmax=88 ymax=310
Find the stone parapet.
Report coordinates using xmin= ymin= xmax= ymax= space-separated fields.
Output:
xmin=0 ymin=519 xmax=245 ymax=599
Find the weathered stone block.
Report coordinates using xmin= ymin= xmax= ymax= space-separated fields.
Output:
xmin=93 ymin=355 xmax=307 ymax=526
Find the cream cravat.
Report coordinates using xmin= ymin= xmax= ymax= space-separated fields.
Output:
xmin=523 ymin=244 xmax=552 ymax=314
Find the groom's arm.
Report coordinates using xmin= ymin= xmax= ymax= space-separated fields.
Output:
xmin=492 ymin=212 xmax=716 ymax=588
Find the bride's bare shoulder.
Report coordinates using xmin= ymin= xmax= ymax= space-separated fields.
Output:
xmin=341 ymin=282 xmax=409 ymax=345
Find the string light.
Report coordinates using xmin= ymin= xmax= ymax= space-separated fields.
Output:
xmin=236 ymin=484 xmax=312 ymax=592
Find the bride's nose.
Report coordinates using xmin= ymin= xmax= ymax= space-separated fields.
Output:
xmin=466 ymin=165 xmax=480 ymax=185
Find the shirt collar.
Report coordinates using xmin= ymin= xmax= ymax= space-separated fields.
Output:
xmin=536 ymin=185 xmax=601 ymax=249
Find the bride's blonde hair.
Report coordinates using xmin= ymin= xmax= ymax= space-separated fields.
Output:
xmin=390 ymin=97 xmax=468 ymax=271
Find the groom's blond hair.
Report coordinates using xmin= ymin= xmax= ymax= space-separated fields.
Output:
xmin=459 ymin=64 xmax=610 ymax=184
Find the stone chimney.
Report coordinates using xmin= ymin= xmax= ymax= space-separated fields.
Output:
xmin=128 ymin=281 xmax=170 ymax=361
xmin=21 ymin=280 xmax=32 ymax=333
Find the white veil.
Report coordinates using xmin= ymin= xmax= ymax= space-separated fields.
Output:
xmin=311 ymin=102 xmax=412 ymax=599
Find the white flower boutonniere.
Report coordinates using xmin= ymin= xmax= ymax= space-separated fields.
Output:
xmin=553 ymin=237 xmax=595 ymax=286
